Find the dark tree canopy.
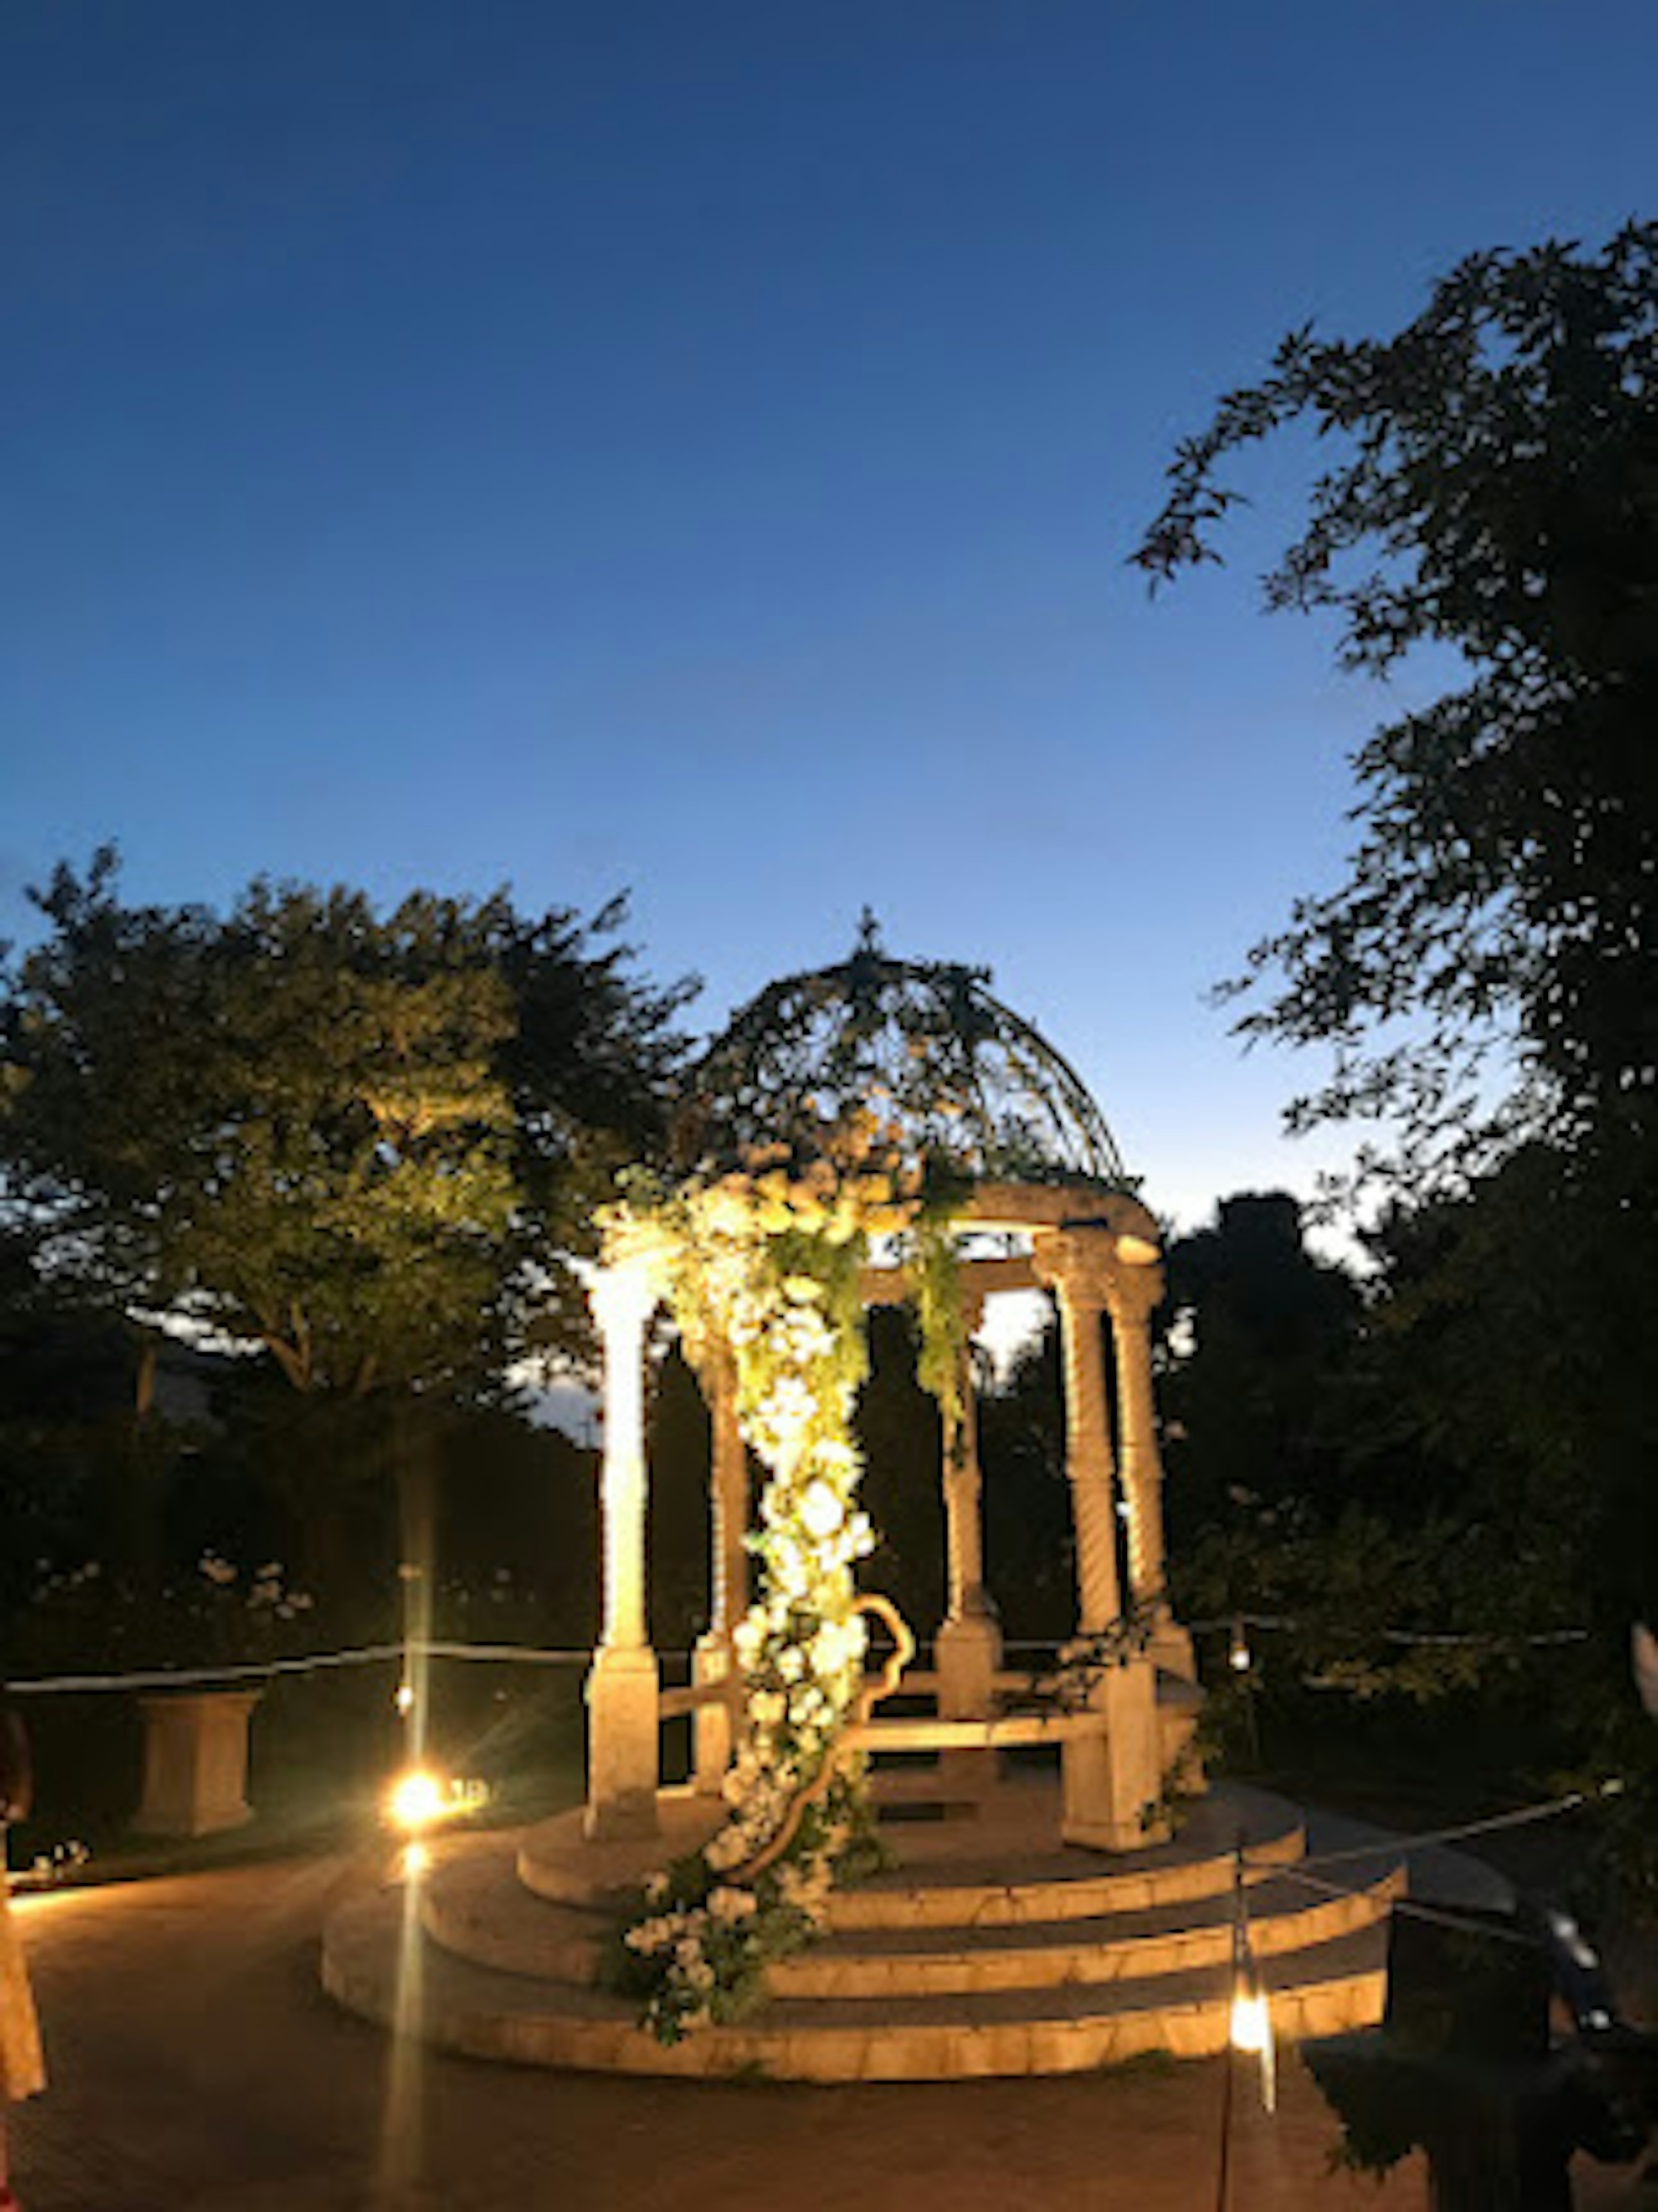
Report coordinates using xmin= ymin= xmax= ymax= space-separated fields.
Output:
xmin=1159 ymin=1192 xmax=1358 ymax=1539
xmin=1137 ymin=224 xmax=1658 ymax=1187
xmin=1140 ymin=242 xmax=1658 ymax=1888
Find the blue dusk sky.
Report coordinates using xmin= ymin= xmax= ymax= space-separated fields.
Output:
xmin=3 ymin=1 xmax=1652 ymax=1234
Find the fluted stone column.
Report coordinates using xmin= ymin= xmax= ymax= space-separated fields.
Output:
xmin=693 ymin=1343 xmax=748 ymax=1792
xmin=584 ymin=1259 xmax=661 ymax=1840
xmin=1033 ymin=1232 xmax=1123 ymax=1634
xmin=1107 ymin=1261 xmax=1197 ymax=1683
xmin=1107 ymin=1264 xmax=1168 ymax=1609
xmin=1107 ymin=1265 xmax=1195 ymax=1672
xmin=1034 ymin=1227 xmax=1163 ymax=1850
xmin=940 ymin=1295 xmax=996 ymax=1626
xmin=933 ymin=1295 xmax=1002 ymax=1793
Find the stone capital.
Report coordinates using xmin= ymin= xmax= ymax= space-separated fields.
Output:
xmin=1104 ymin=1258 xmax=1165 ymax=1327
xmin=1030 ymin=1227 xmax=1117 ymax=1312
xmin=584 ymin=1257 xmax=661 ymax=1337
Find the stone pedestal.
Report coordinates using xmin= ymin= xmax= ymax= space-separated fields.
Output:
xmin=934 ymin=1608 xmax=1003 ymax=1796
xmin=584 ymin=1646 xmax=661 ymax=1841
xmin=1059 ymin=1656 xmax=1167 ymax=1852
xmin=691 ymin=1633 xmax=736 ymax=1796
xmin=133 ymin=1689 xmax=262 ymax=1838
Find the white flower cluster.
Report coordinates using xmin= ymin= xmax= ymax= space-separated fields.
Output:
xmin=22 ymin=1839 xmax=91 ymax=1890
xmin=773 ymin=1851 xmax=835 ymax=1928
xmin=608 ymin=1152 xmax=914 ymax=2042
xmin=621 ymin=1883 xmax=761 ymax=2036
xmin=199 ymin=1553 xmax=315 ymax=1621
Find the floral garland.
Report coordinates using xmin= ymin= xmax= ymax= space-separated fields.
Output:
xmin=606 ymin=1125 xmax=962 ymax=2042
xmin=909 ymin=1214 xmax=967 ymax=1463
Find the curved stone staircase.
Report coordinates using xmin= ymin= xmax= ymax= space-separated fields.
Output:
xmin=323 ymin=1776 xmax=1404 ymax=2082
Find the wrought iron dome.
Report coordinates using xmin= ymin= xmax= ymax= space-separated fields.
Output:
xmin=675 ymin=916 xmax=1131 ymax=1188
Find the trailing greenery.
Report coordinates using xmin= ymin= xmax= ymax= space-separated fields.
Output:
xmin=909 ymin=1210 xmax=968 ymax=1461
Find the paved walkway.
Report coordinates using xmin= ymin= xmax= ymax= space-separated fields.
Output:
xmin=8 ymin=1855 xmax=1650 ymax=2212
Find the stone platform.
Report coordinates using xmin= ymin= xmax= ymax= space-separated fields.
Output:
xmin=322 ymin=1775 xmax=1407 ymax=2082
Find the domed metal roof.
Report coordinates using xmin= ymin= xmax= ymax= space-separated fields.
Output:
xmin=676 ymin=916 xmax=1130 ymax=1187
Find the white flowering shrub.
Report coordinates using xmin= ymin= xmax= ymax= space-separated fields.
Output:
xmin=15 ymin=1554 xmax=316 ymax=1673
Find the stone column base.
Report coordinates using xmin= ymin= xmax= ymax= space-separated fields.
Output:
xmin=1060 ymin=1656 xmax=1168 ymax=1852
xmin=133 ymin=1690 xmax=262 ymax=1838
xmin=584 ymin=1646 xmax=660 ymax=1841
xmin=934 ymin=1610 xmax=1003 ymax=1797
xmin=691 ymin=1633 xmax=735 ymax=1797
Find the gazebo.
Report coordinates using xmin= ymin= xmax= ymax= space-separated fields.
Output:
xmin=580 ymin=923 xmax=1202 ymax=1858
xmin=324 ymin=927 xmax=1402 ymax=2080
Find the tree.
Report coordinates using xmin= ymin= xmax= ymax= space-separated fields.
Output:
xmin=0 ymin=850 xmax=689 ymax=1396
xmin=0 ymin=853 xmax=690 ymax=1578
xmin=977 ymin=1318 xmax=1075 ymax=1641
xmin=1158 ymin=1192 xmax=1358 ymax=1542
xmin=1136 ymin=225 xmax=1658 ymax=1190
xmin=1135 ymin=224 xmax=1658 ymax=1630
xmin=1136 ymin=239 xmax=1658 ymax=1886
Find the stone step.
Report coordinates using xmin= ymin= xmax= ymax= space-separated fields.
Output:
xmin=421 ymin=1850 xmax=612 ymax=1984
xmin=419 ymin=1841 xmax=1399 ymax=2003
xmin=827 ymin=1788 xmax=1304 ymax=1931
xmin=323 ymin=1883 xmax=1389 ymax=2082
xmin=769 ymin=1865 xmax=1403 ymax=1998
xmin=516 ymin=1778 xmax=1305 ymax=1931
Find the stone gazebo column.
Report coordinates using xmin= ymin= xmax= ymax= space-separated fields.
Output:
xmin=1033 ymin=1227 xmax=1166 ymax=1849
xmin=693 ymin=1343 xmax=749 ymax=1793
xmin=1035 ymin=1232 xmax=1123 ymax=1634
xmin=1107 ymin=1259 xmax=1196 ymax=1681
xmin=933 ymin=1293 xmax=1002 ymax=1792
xmin=584 ymin=1259 xmax=661 ymax=1840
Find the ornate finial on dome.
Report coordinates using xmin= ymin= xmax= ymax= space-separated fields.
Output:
xmin=855 ymin=906 xmax=884 ymax=956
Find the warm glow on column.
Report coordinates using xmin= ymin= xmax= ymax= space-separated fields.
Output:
xmin=942 ymin=1295 xmax=988 ymax=1615
xmin=1034 ymin=1231 xmax=1123 ymax=1634
xmin=592 ymin=1259 xmax=657 ymax=1652
xmin=1109 ymin=1267 xmax=1168 ymax=1605
xmin=709 ymin=1350 xmax=748 ymax=1635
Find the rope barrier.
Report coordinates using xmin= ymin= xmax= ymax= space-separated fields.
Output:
xmin=1244 ymin=1781 xmax=1622 ymax=1877
xmin=7 ymin=1615 xmax=1602 ymax=1697
xmin=7 ymin=1638 xmax=597 ymax=1695
xmin=1190 ymin=1614 xmax=1591 ymax=1650
xmin=1266 ymin=1856 xmax=1545 ymax=1951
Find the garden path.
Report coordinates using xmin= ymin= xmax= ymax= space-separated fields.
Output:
xmin=9 ymin=1855 xmax=1648 ymax=2211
